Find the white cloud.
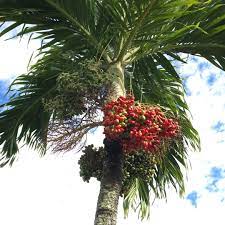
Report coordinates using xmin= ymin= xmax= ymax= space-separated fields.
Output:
xmin=0 ymin=37 xmax=40 ymax=81
xmin=0 ymin=147 xmax=99 ymax=225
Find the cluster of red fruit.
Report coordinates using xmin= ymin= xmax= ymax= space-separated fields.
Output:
xmin=102 ymin=95 xmax=179 ymax=153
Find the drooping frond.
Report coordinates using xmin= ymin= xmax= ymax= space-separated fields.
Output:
xmin=0 ymin=45 xmax=112 ymax=166
xmin=122 ymin=53 xmax=200 ymax=218
xmin=0 ymin=47 xmax=82 ymax=166
xmin=151 ymin=138 xmax=188 ymax=199
xmin=0 ymin=72 xmax=52 ymax=167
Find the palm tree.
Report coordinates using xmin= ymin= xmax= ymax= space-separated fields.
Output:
xmin=1 ymin=0 xmax=225 ymax=224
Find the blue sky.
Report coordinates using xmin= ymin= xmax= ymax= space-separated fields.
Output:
xmin=0 ymin=80 xmax=8 ymax=104
xmin=206 ymin=167 xmax=225 ymax=193
xmin=177 ymin=56 xmax=225 ymax=212
xmin=212 ymin=121 xmax=225 ymax=133
xmin=187 ymin=191 xmax=199 ymax=207
xmin=1 ymin=33 xmax=225 ymax=225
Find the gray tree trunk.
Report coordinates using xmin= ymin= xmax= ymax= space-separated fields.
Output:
xmin=94 ymin=63 xmax=125 ymax=225
xmin=94 ymin=140 xmax=123 ymax=225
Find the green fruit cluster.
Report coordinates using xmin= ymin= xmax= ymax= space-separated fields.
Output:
xmin=78 ymin=145 xmax=105 ymax=182
xmin=43 ymin=59 xmax=112 ymax=120
xmin=78 ymin=145 xmax=157 ymax=193
xmin=121 ymin=150 xmax=156 ymax=194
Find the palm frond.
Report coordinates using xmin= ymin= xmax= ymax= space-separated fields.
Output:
xmin=123 ymin=53 xmax=200 ymax=217
xmin=0 ymin=76 xmax=51 ymax=167
xmin=129 ymin=55 xmax=200 ymax=149
xmin=123 ymin=178 xmax=150 ymax=220
xmin=0 ymin=46 xmax=80 ymax=166
xmin=124 ymin=0 xmax=225 ymax=71
xmin=0 ymin=42 xmax=112 ymax=166
xmin=123 ymin=137 xmax=189 ymax=219
xmin=0 ymin=0 xmax=112 ymax=61
xmin=151 ymin=138 xmax=188 ymax=199
xmin=2 ymin=1 xmax=225 ymax=69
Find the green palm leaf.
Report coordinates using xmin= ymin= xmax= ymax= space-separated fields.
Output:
xmin=0 ymin=78 xmax=51 ymax=167
xmin=1 ymin=0 xmax=225 ymax=221
xmin=0 ymin=46 xmax=82 ymax=166
xmin=123 ymin=53 xmax=199 ymax=217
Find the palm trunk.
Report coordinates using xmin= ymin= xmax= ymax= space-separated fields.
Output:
xmin=94 ymin=139 xmax=123 ymax=225
xmin=94 ymin=63 xmax=125 ymax=225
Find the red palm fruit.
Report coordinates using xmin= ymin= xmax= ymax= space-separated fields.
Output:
xmin=143 ymin=128 xmax=149 ymax=133
xmin=128 ymin=119 xmax=136 ymax=125
xmin=115 ymin=115 xmax=121 ymax=119
xmin=129 ymin=112 xmax=136 ymax=117
xmin=115 ymin=124 xmax=122 ymax=129
xmin=147 ymin=135 xmax=153 ymax=141
xmin=119 ymin=116 xmax=125 ymax=122
xmin=133 ymin=122 xmax=140 ymax=127
xmin=142 ymin=142 xmax=148 ymax=149
xmin=146 ymin=120 xmax=152 ymax=125
xmin=107 ymin=111 xmax=114 ymax=117
xmin=103 ymin=95 xmax=179 ymax=153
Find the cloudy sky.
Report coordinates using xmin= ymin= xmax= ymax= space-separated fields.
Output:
xmin=0 ymin=29 xmax=225 ymax=225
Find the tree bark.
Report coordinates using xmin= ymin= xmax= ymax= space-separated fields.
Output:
xmin=94 ymin=62 xmax=125 ymax=225
xmin=94 ymin=139 xmax=123 ymax=225
xmin=106 ymin=62 xmax=126 ymax=100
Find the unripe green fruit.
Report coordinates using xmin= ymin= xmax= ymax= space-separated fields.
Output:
xmin=79 ymin=145 xmax=158 ymax=196
xmin=140 ymin=115 xmax=146 ymax=120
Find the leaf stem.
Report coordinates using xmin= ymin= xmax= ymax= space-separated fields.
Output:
xmin=115 ymin=0 xmax=157 ymax=63
xmin=45 ymin=0 xmax=112 ymax=63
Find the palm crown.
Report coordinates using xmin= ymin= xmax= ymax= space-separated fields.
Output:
xmin=1 ymin=0 xmax=225 ymax=220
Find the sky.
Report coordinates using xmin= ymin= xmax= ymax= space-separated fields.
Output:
xmin=0 ymin=31 xmax=225 ymax=225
